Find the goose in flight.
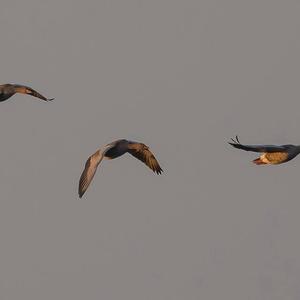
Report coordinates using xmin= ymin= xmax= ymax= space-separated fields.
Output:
xmin=0 ymin=84 xmax=54 ymax=102
xmin=78 ymin=139 xmax=163 ymax=198
xmin=228 ymin=136 xmax=300 ymax=165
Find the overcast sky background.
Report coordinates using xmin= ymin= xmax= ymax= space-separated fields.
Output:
xmin=1 ymin=1 xmax=300 ymax=299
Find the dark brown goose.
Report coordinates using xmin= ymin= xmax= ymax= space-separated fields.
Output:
xmin=78 ymin=139 xmax=163 ymax=198
xmin=0 ymin=84 xmax=53 ymax=102
xmin=229 ymin=136 xmax=300 ymax=165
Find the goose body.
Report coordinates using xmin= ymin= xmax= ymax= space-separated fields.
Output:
xmin=0 ymin=84 xmax=53 ymax=102
xmin=229 ymin=136 xmax=300 ymax=165
xmin=78 ymin=139 xmax=163 ymax=198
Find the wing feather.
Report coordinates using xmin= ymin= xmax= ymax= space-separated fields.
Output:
xmin=78 ymin=143 xmax=117 ymax=198
xmin=78 ymin=150 xmax=104 ymax=198
xmin=14 ymin=84 xmax=54 ymax=101
xmin=228 ymin=136 xmax=286 ymax=153
xmin=127 ymin=144 xmax=163 ymax=174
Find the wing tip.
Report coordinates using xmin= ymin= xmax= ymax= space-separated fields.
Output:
xmin=78 ymin=188 xmax=85 ymax=198
xmin=154 ymin=166 xmax=163 ymax=174
xmin=78 ymin=177 xmax=88 ymax=198
xmin=228 ymin=141 xmax=238 ymax=148
xmin=78 ymin=177 xmax=87 ymax=199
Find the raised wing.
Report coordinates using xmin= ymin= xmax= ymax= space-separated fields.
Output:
xmin=78 ymin=150 xmax=104 ymax=198
xmin=228 ymin=136 xmax=286 ymax=153
xmin=78 ymin=143 xmax=117 ymax=198
xmin=14 ymin=84 xmax=54 ymax=101
xmin=127 ymin=143 xmax=163 ymax=174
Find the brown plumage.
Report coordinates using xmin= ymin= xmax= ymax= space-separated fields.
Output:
xmin=78 ymin=139 xmax=163 ymax=198
xmin=228 ymin=136 xmax=300 ymax=165
xmin=0 ymin=84 xmax=54 ymax=102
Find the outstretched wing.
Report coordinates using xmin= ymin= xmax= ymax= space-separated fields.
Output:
xmin=78 ymin=143 xmax=116 ymax=198
xmin=127 ymin=143 xmax=163 ymax=174
xmin=228 ymin=136 xmax=286 ymax=153
xmin=78 ymin=150 xmax=104 ymax=198
xmin=14 ymin=84 xmax=54 ymax=101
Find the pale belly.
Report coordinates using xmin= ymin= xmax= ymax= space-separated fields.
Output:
xmin=260 ymin=152 xmax=288 ymax=164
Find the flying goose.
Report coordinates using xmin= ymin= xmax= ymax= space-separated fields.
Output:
xmin=78 ymin=139 xmax=163 ymax=198
xmin=229 ymin=136 xmax=300 ymax=165
xmin=0 ymin=84 xmax=53 ymax=102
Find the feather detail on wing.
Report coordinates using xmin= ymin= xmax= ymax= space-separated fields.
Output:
xmin=15 ymin=85 xmax=54 ymax=101
xmin=78 ymin=150 xmax=104 ymax=198
xmin=78 ymin=143 xmax=117 ymax=198
xmin=127 ymin=143 xmax=163 ymax=174
xmin=228 ymin=136 xmax=286 ymax=153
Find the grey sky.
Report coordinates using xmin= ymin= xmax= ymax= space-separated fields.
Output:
xmin=1 ymin=0 xmax=300 ymax=299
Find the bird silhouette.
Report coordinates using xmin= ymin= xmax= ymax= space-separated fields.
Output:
xmin=229 ymin=136 xmax=300 ymax=165
xmin=78 ymin=139 xmax=163 ymax=198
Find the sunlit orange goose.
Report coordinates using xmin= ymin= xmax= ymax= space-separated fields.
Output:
xmin=0 ymin=84 xmax=53 ymax=102
xmin=229 ymin=136 xmax=300 ymax=165
xmin=78 ymin=139 xmax=163 ymax=198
